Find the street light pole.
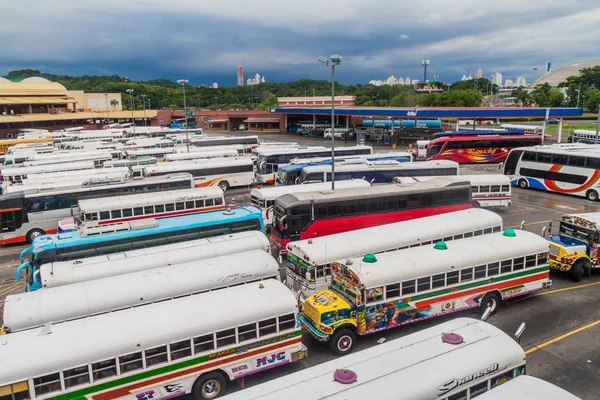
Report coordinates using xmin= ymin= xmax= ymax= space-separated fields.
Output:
xmin=177 ymin=80 xmax=190 ymax=152
xmin=595 ymin=104 xmax=600 ymax=144
xmin=104 ymin=93 xmax=110 ymax=125
xmin=141 ymin=95 xmax=147 ymax=127
xmin=125 ymin=88 xmax=135 ymax=135
xmin=318 ymin=55 xmax=342 ymax=190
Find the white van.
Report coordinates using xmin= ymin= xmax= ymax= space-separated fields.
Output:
xmin=323 ymin=128 xmax=349 ymax=139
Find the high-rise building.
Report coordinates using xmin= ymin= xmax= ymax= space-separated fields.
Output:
xmin=405 ymin=77 xmax=411 ymax=85
xmin=237 ymin=65 xmax=244 ymax=86
xmin=476 ymin=68 xmax=483 ymax=79
xmin=212 ymin=82 xmax=219 ymax=89
xmin=504 ymin=79 xmax=515 ymax=88
xmin=261 ymin=76 xmax=266 ymax=83
xmin=493 ymin=72 xmax=503 ymax=87
xmin=516 ymin=76 xmax=527 ymax=87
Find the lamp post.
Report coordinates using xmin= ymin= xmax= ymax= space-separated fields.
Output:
xmin=140 ymin=95 xmax=147 ymax=127
xmin=318 ymin=54 xmax=342 ymax=190
xmin=146 ymin=98 xmax=151 ymax=126
xmin=125 ymin=88 xmax=135 ymax=135
xmin=177 ymin=79 xmax=189 ymax=152
xmin=421 ymin=60 xmax=430 ymax=82
xmin=104 ymin=93 xmax=110 ymax=124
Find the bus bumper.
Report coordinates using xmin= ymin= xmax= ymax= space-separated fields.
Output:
xmin=549 ymin=259 xmax=573 ymax=272
xmin=299 ymin=314 xmax=330 ymax=343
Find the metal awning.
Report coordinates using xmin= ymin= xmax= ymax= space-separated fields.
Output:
xmin=243 ymin=118 xmax=280 ymax=123
xmin=208 ymin=119 xmax=228 ymax=123
xmin=0 ymin=110 xmax=158 ymax=124
xmin=0 ymin=96 xmax=75 ymax=105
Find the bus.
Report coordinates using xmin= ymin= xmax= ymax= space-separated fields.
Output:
xmin=18 ymin=167 xmax=131 ymax=187
xmin=38 ymin=231 xmax=270 ymax=288
xmin=124 ymin=138 xmax=175 ymax=149
xmin=0 ymin=173 xmax=194 ymax=245
xmin=427 ymin=135 xmax=542 ymax=163
xmin=300 ymin=229 xmax=550 ymax=354
xmin=256 ymin=146 xmax=373 ymax=184
xmin=223 ymin=318 xmax=527 ymax=400
xmin=270 ymin=177 xmax=472 ymax=254
xmin=250 ymin=180 xmax=372 ymax=228
xmin=0 ymin=138 xmax=53 ymax=155
xmin=503 ymin=146 xmax=600 ymax=201
xmin=77 ymin=187 xmax=226 ymax=225
xmin=476 ymin=375 xmax=581 ymax=400
xmin=393 ymin=174 xmax=512 ymax=208
xmin=0 ymin=161 xmax=97 ymax=184
xmin=274 ymin=152 xmax=412 ymax=186
xmin=191 ymin=135 xmax=259 ymax=148
xmin=174 ymin=144 xmax=252 ymax=155
xmin=124 ymin=147 xmax=176 ymax=160
xmin=285 ymin=208 xmax=503 ymax=300
xmin=0 ymin=280 xmax=307 ymax=400
xmin=3 ymin=250 xmax=278 ymax=333
xmin=103 ymin=157 xmax=157 ymax=168
xmin=3 ymin=151 xmax=115 ymax=168
xmin=298 ymin=160 xmax=458 ymax=184
xmin=165 ymin=148 xmax=239 ymax=162
xmin=501 ymin=124 xmax=544 ymax=134
xmin=429 ymin=129 xmax=525 ymax=139
xmin=144 ymin=158 xmax=255 ymax=191
xmin=170 ymin=117 xmax=197 ymax=129
xmin=570 ymin=129 xmax=599 ymax=144
xmin=17 ymin=206 xmax=263 ymax=291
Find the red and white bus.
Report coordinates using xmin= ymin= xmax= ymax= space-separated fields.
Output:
xmin=427 ymin=135 xmax=541 ymax=163
xmin=270 ymin=177 xmax=472 ymax=254
xmin=78 ymin=187 xmax=225 ymax=225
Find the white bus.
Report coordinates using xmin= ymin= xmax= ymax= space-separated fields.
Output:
xmin=298 ymin=160 xmax=459 ymax=184
xmin=165 ymin=148 xmax=239 ymax=162
xmin=78 ymin=187 xmax=225 ymax=225
xmin=503 ymin=146 xmax=600 ymax=201
xmin=124 ymin=138 xmax=175 ymax=149
xmin=145 ymin=158 xmax=254 ymax=191
xmin=223 ymin=317 xmax=526 ymax=400
xmin=570 ymin=129 xmax=598 ymax=144
xmin=501 ymin=124 xmax=543 ymax=134
xmin=0 ymin=161 xmax=97 ymax=184
xmin=124 ymin=147 xmax=176 ymax=160
xmin=0 ymin=280 xmax=306 ymax=400
xmin=103 ymin=157 xmax=158 ymax=168
xmin=190 ymin=135 xmax=260 ymax=148
xmin=256 ymin=146 xmax=373 ymax=184
xmin=2 ymin=249 xmax=278 ymax=333
xmin=300 ymin=229 xmax=550 ymax=354
xmin=0 ymin=173 xmax=194 ymax=244
xmin=37 ymin=230 xmax=269 ymax=288
xmin=3 ymin=151 xmax=114 ymax=167
xmin=20 ymin=167 xmax=131 ymax=186
xmin=476 ymin=375 xmax=581 ymax=400
xmin=286 ymin=208 xmax=503 ymax=299
xmin=394 ymin=174 xmax=512 ymax=208
xmin=250 ymin=180 xmax=371 ymax=228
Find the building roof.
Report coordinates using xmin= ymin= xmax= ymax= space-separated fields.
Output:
xmin=0 ymin=96 xmax=75 ymax=105
xmin=0 ymin=110 xmax=158 ymax=124
xmin=243 ymin=117 xmax=281 ymax=123
xmin=0 ymin=81 xmax=68 ymax=96
xmin=530 ymin=60 xmax=600 ymax=87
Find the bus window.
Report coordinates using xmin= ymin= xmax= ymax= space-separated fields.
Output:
xmin=428 ymin=144 xmax=443 ymax=156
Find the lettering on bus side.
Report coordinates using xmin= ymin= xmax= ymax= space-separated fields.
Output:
xmin=437 ymin=363 xmax=500 ymax=396
xmin=207 ymin=333 xmax=296 ymax=361
xmin=255 ymin=351 xmax=286 ymax=367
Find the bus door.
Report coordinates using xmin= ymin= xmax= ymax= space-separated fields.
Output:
xmin=503 ymin=150 xmax=523 ymax=175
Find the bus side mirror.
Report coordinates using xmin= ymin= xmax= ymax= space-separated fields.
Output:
xmin=481 ymin=306 xmax=492 ymax=322
xmin=515 ymin=322 xmax=526 ymax=344
xmin=541 ymin=226 xmax=547 ymax=238
xmin=520 ymin=220 xmax=525 ymax=230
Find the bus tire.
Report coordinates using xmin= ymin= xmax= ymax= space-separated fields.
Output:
xmin=586 ymin=189 xmax=599 ymax=202
xmin=572 ymin=260 xmax=584 ymax=282
xmin=518 ymin=179 xmax=528 ymax=189
xmin=217 ymin=181 xmax=230 ymax=192
xmin=192 ymin=371 xmax=227 ymax=400
xmin=472 ymin=201 xmax=481 ymax=208
xmin=480 ymin=292 xmax=502 ymax=315
xmin=330 ymin=328 xmax=356 ymax=356
xmin=26 ymin=228 xmax=45 ymax=243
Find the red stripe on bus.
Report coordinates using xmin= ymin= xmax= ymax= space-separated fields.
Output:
xmin=414 ymin=271 xmax=549 ymax=310
xmin=0 ymin=208 xmax=22 ymax=213
xmin=92 ymin=336 xmax=303 ymax=400
xmin=1 ymin=228 xmax=57 ymax=245
xmin=95 ymin=206 xmax=225 ymax=225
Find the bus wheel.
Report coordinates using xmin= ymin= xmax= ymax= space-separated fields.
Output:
xmin=192 ymin=372 xmax=227 ymax=399
xmin=330 ymin=328 xmax=356 ymax=356
xmin=218 ymin=181 xmax=230 ymax=192
xmin=518 ymin=179 xmax=528 ymax=189
xmin=586 ymin=190 xmax=599 ymax=202
xmin=572 ymin=260 xmax=585 ymax=282
xmin=472 ymin=201 xmax=481 ymax=208
xmin=26 ymin=229 xmax=45 ymax=243
xmin=480 ymin=292 xmax=501 ymax=315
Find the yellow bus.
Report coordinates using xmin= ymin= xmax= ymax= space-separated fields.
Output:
xmin=0 ymin=138 xmax=54 ymax=154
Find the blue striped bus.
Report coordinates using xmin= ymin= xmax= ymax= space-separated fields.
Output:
xmin=17 ymin=206 xmax=263 ymax=291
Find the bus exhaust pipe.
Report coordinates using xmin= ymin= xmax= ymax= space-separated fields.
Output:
xmin=514 ymin=322 xmax=526 ymax=344
xmin=541 ymin=226 xmax=547 ymax=238
xmin=520 ymin=220 xmax=525 ymax=230
xmin=481 ymin=306 xmax=492 ymax=322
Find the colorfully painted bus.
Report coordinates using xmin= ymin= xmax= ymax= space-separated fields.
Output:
xmin=3 ymin=250 xmax=278 ymax=333
xmin=393 ymin=174 xmax=512 ymax=208
xmin=250 ymin=180 xmax=371 ymax=229
xmin=297 ymin=160 xmax=458 ymax=184
xmin=427 ymin=135 xmax=542 ymax=163
xmin=503 ymin=146 xmax=600 ymax=201
xmin=285 ymin=209 xmax=503 ymax=300
xmin=38 ymin=231 xmax=270 ymax=288
xmin=77 ymin=187 xmax=225 ymax=225
xmin=0 ymin=173 xmax=194 ymax=245
xmin=223 ymin=318 xmax=527 ymax=400
xmin=476 ymin=375 xmax=581 ymax=400
xmin=256 ymin=146 xmax=372 ymax=184
xmin=0 ymin=280 xmax=307 ymax=400
xmin=17 ymin=206 xmax=263 ymax=291
xmin=270 ymin=177 xmax=471 ymax=254
xmin=0 ymin=138 xmax=53 ymax=155
xmin=170 ymin=117 xmax=197 ymax=129
xmin=300 ymin=229 xmax=550 ymax=354
xmin=546 ymin=213 xmax=600 ymax=281
xmin=144 ymin=158 xmax=254 ymax=191
xmin=500 ymin=124 xmax=543 ymax=134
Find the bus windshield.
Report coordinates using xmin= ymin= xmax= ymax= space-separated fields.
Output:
xmin=559 ymin=222 xmax=599 ymax=244
xmin=428 ymin=144 xmax=443 ymax=157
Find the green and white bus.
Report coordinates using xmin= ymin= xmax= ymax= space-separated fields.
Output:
xmin=0 ymin=279 xmax=307 ymax=400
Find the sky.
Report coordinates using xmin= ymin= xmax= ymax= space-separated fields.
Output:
xmin=1 ymin=0 xmax=599 ymax=86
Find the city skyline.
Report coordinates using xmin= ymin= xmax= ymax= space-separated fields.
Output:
xmin=1 ymin=1 xmax=599 ymax=86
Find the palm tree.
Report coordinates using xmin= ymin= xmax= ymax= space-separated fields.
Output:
xmin=110 ymin=99 xmax=119 ymax=109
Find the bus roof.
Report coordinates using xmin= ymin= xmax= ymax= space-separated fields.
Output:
xmin=165 ymin=149 xmax=239 ymax=160
xmin=300 ymin=159 xmax=453 ymax=174
xmin=511 ymin=146 xmax=600 ymax=157
xmin=430 ymin=134 xmax=540 ymax=144
xmin=256 ymin=146 xmax=329 ymax=156
xmin=251 ymin=180 xmax=371 ymax=201
xmin=475 ymin=376 xmax=581 ymax=400
xmin=3 ymin=250 xmax=278 ymax=332
xmin=559 ymin=213 xmax=600 ymax=231
xmin=276 ymin=176 xmax=468 ymax=207
xmin=223 ymin=318 xmax=525 ymax=400
xmin=287 ymin=209 xmax=502 ymax=267
xmin=144 ymin=157 xmax=253 ymax=174
xmin=125 ymin=148 xmax=176 ymax=156
xmin=31 ymin=206 xmax=261 ymax=251
xmin=342 ymin=229 xmax=547 ymax=289
xmin=1 ymin=161 xmax=97 ymax=177
xmin=396 ymin=174 xmax=511 ymax=186
xmin=0 ymin=279 xmax=295 ymax=386
xmin=78 ymin=187 xmax=224 ymax=213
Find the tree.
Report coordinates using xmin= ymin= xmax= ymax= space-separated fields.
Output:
xmin=110 ymin=99 xmax=119 ymax=108
xmin=583 ymin=88 xmax=600 ymax=113
xmin=513 ymin=89 xmax=532 ymax=107
xmin=530 ymin=83 xmax=564 ymax=107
